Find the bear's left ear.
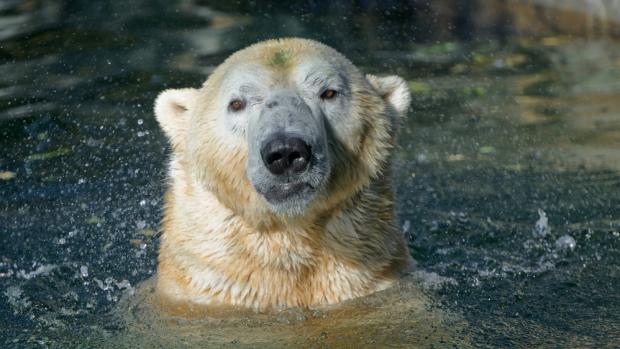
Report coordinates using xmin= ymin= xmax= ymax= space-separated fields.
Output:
xmin=154 ymin=88 xmax=200 ymax=151
xmin=366 ymin=74 xmax=411 ymax=117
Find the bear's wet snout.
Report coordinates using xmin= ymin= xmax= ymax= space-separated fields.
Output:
xmin=261 ymin=135 xmax=311 ymax=176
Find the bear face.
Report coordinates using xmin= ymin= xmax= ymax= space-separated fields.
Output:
xmin=153 ymin=38 xmax=412 ymax=310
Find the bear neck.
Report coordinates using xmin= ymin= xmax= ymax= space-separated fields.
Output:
xmin=157 ymin=157 xmax=410 ymax=309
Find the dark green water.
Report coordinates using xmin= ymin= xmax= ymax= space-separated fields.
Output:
xmin=1 ymin=1 xmax=619 ymax=348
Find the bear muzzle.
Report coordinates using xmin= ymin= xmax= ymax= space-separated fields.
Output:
xmin=247 ymin=91 xmax=330 ymax=215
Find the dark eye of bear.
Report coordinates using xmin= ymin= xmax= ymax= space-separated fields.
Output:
xmin=229 ymin=99 xmax=245 ymax=112
xmin=320 ymin=89 xmax=337 ymax=100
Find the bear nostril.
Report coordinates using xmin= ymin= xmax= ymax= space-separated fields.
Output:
xmin=264 ymin=152 xmax=287 ymax=176
xmin=290 ymin=156 xmax=308 ymax=173
xmin=261 ymin=136 xmax=312 ymax=176
xmin=288 ymin=151 xmax=300 ymax=163
xmin=267 ymin=153 xmax=283 ymax=164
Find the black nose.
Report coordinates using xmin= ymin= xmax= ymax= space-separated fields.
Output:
xmin=261 ymin=135 xmax=312 ymax=176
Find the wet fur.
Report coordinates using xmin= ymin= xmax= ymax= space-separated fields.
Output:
xmin=154 ymin=38 xmax=412 ymax=311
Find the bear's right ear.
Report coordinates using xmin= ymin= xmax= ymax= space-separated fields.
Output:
xmin=154 ymin=88 xmax=199 ymax=151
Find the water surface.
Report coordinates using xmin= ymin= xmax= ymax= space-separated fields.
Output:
xmin=1 ymin=1 xmax=619 ymax=348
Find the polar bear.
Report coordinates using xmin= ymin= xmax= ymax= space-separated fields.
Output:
xmin=153 ymin=38 xmax=412 ymax=311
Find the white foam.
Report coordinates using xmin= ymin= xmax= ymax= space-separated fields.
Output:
xmin=16 ymin=264 xmax=57 ymax=280
xmin=412 ymin=270 xmax=458 ymax=290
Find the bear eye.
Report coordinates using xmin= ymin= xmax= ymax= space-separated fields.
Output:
xmin=228 ymin=99 xmax=246 ymax=112
xmin=320 ymin=89 xmax=338 ymax=100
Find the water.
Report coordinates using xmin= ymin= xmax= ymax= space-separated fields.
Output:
xmin=1 ymin=1 xmax=620 ymax=347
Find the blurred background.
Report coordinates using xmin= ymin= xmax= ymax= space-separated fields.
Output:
xmin=1 ymin=0 xmax=620 ymax=347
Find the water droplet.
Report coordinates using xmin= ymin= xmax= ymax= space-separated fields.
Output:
xmin=80 ymin=265 xmax=89 ymax=278
xmin=534 ymin=209 xmax=549 ymax=237
xmin=402 ymin=220 xmax=411 ymax=233
xmin=554 ymin=235 xmax=576 ymax=252
xmin=415 ymin=153 xmax=429 ymax=164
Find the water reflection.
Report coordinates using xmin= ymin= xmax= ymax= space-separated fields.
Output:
xmin=106 ymin=276 xmax=468 ymax=348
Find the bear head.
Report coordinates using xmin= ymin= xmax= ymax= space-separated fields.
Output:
xmin=154 ymin=38 xmax=410 ymax=229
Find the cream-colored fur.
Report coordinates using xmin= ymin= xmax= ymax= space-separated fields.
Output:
xmin=153 ymin=38 xmax=412 ymax=311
